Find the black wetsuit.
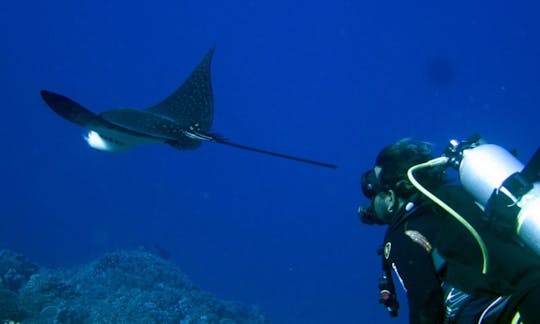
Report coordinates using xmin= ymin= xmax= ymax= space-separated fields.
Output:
xmin=383 ymin=185 xmax=540 ymax=323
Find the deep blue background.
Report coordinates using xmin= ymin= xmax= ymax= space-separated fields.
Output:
xmin=1 ymin=0 xmax=539 ymax=322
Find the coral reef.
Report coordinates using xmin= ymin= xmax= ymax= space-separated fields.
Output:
xmin=0 ymin=249 xmax=268 ymax=323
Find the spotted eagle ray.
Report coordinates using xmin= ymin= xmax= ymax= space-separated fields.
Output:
xmin=40 ymin=46 xmax=336 ymax=169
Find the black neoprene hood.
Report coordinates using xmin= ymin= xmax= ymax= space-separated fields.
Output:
xmin=375 ymin=138 xmax=435 ymax=188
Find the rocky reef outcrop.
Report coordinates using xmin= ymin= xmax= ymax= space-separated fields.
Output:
xmin=0 ymin=249 xmax=268 ymax=323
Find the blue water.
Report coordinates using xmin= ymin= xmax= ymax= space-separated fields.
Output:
xmin=1 ymin=0 xmax=539 ymax=322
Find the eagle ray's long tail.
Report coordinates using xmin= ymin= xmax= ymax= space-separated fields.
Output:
xmin=213 ymin=138 xmax=337 ymax=169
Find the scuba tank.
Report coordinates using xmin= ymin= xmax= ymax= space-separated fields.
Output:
xmin=409 ymin=135 xmax=540 ymax=266
xmin=450 ymin=138 xmax=540 ymax=257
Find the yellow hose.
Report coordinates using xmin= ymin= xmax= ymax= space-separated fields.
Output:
xmin=407 ymin=157 xmax=489 ymax=274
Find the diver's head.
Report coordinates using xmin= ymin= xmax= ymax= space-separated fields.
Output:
xmin=359 ymin=138 xmax=443 ymax=225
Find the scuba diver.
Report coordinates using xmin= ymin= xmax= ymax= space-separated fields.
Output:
xmin=358 ymin=137 xmax=540 ymax=323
